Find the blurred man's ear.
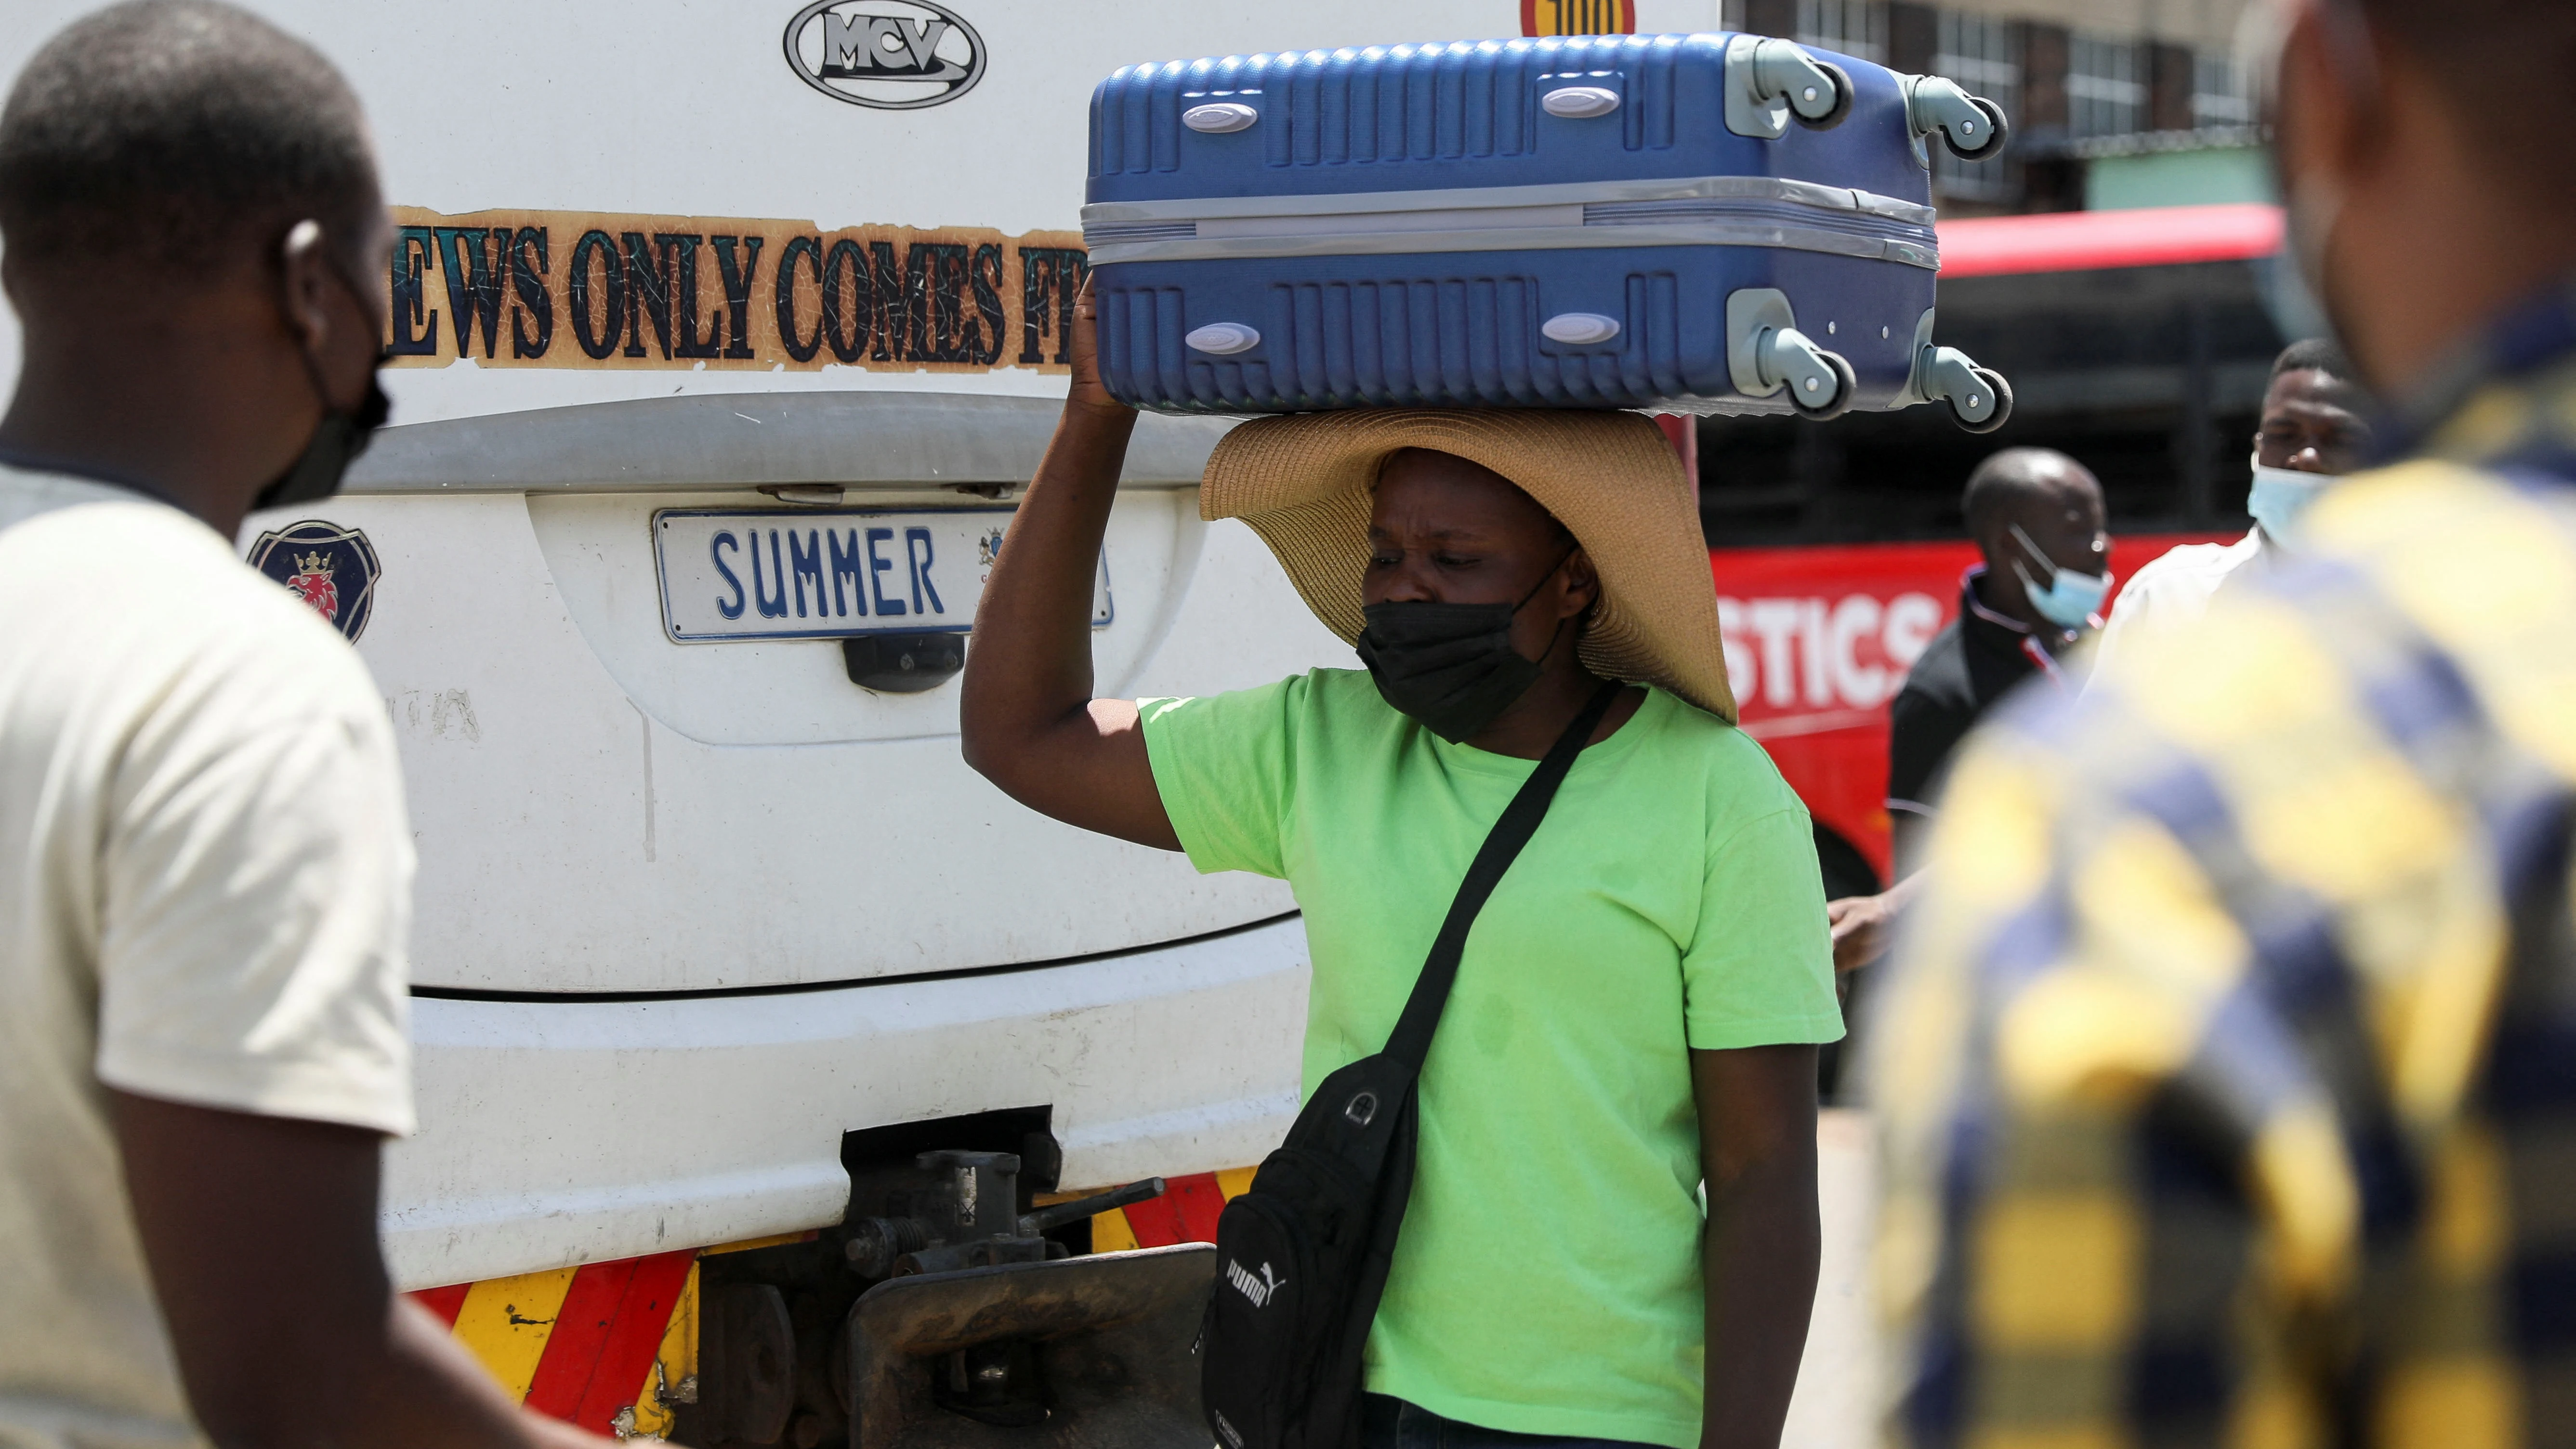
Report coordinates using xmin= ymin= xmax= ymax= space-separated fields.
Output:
xmin=277 ymin=220 xmax=336 ymax=357
xmin=2277 ymin=6 xmax=2381 ymax=184
xmin=2272 ymin=3 xmax=2376 ymax=359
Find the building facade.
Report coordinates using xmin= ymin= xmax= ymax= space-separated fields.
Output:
xmin=1630 ymin=0 xmax=2265 ymax=212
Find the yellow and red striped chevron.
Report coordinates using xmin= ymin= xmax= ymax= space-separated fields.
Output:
xmin=1086 ymin=1166 xmax=1255 ymax=1253
xmin=408 ymin=1249 xmax=700 ymax=1437
xmin=407 ymin=1171 xmax=1254 ymax=1437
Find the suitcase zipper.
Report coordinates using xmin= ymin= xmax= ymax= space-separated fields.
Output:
xmin=1082 ymin=175 xmax=1935 ymax=269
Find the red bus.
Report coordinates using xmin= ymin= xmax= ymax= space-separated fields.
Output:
xmin=1705 ymin=203 xmax=2295 ymax=899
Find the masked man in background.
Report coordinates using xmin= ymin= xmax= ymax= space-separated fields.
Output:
xmin=2090 ymin=336 xmax=2374 ymax=677
xmin=1823 ymin=447 xmax=2109 ymax=976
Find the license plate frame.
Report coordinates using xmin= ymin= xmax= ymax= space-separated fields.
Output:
xmin=651 ymin=506 xmax=1107 ymax=644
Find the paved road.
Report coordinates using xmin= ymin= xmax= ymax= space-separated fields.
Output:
xmin=1782 ymin=1109 xmax=1876 ymax=1449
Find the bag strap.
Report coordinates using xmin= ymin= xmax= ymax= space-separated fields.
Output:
xmin=1381 ymin=681 xmax=1624 ymax=1072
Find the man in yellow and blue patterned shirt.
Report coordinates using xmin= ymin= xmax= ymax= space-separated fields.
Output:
xmin=1870 ymin=1 xmax=2576 ymax=1444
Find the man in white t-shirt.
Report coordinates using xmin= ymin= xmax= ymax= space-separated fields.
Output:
xmin=2090 ymin=339 xmax=2375 ymax=677
xmin=0 ymin=5 xmax=599 ymax=1446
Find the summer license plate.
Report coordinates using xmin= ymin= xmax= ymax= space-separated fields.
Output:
xmin=654 ymin=507 xmax=1109 ymax=644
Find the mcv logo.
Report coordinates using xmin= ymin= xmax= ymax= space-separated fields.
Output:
xmin=1225 ymin=1258 xmax=1286 ymax=1308
xmin=783 ymin=0 xmax=985 ymax=110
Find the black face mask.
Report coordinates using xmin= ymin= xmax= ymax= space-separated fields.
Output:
xmin=1354 ymin=550 xmax=1573 ymax=744
xmin=252 ymin=264 xmax=391 ymax=514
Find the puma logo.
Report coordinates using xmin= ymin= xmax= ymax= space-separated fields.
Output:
xmin=1224 ymin=1257 xmax=1286 ymax=1308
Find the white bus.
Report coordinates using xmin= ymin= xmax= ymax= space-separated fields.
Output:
xmin=0 ymin=3 xmax=1874 ymax=1445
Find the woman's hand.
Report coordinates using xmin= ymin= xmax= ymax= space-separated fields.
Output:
xmin=1065 ymin=275 xmax=1131 ymax=420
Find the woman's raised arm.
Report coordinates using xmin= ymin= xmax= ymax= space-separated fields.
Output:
xmin=958 ymin=286 xmax=1181 ymax=851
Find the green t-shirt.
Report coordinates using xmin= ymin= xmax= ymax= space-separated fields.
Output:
xmin=1139 ymin=670 xmax=1840 ymax=1448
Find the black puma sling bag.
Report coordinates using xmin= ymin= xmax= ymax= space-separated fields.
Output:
xmin=1199 ymin=681 xmax=1623 ymax=1449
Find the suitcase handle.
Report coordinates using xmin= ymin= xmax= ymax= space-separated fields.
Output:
xmin=1183 ymin=101 xmax=1259 ymax=134
xmin=1539 ymin=85 xmax=1621 ymax=119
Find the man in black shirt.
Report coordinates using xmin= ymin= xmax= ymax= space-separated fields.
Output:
xmin=1826 ymin=448 xmax=2109 ymax=972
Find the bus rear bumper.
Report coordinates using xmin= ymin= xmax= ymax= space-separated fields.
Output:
xmin=383 ymin=915 xmax=1309 ymax=1291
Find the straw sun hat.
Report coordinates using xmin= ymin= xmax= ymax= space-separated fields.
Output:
xmin=1199 ymin=409 xmax=1738 ymax=724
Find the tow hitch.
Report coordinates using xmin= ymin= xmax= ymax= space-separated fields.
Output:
xmin=841 ymin=1151 xmax=1210 ymax=1445
xmin=692 ymin=1136 xmax=1212 ymax=1449
xmin=846 ymin=1241 xmax=1213 ymax=1449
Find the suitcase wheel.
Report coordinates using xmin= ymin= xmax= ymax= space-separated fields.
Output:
xmin=1726 ymin=288 xmax=1854 ymax=420
xmin=1959 ymin=97 xmax=2011 ymax=160
xmin=1949 ymin=367 xmax=2013 ymax=434
xmin=1789 ymin=351 xmax=1859 ymax=423
xmin=1797 ymin=62 xmax=1855 ymax=132
xmin=1905 ymin=75 xmax=2010 ymax=163
xmin=1726 ymin=37 xmax=1853 ymax=139
xmin=1913 ymin=342 xmax=2013 ymax=432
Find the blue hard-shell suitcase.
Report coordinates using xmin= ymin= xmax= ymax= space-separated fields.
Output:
xmin=1083 ymin=33 xmax=2011 ymax=427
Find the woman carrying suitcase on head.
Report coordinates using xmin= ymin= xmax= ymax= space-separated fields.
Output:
xmin=959 ymin=290 xmax=1840 ymax=1449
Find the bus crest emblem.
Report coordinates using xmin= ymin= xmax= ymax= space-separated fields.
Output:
xmin=248 ymin=520 xmax=382 ymax=644
xmin=286 ymin=551 xmax=340 ymax=620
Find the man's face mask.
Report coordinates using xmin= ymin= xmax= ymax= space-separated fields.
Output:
xmin=253 ymin=250 xmax=390 ymax=514
xmin=2009 ymin=522 xmax=2111 ymax=632
xmin=2247 ymin=455 xmax=2335 ymax=545
xmin=1355 ymin=547 xmax=1575 ymax=744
